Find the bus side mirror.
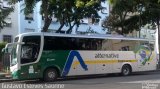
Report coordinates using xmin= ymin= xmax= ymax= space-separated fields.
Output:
xmin=5 ymin=48 xmax=9 ymax=53
xmin=2 ymin=48 xmax=9 ymax=53
xmin=1 ymin=48 xmax=5 ymax=53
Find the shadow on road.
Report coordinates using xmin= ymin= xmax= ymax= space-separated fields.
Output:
xmin=1 ymin=71 xmax=159 ymax=84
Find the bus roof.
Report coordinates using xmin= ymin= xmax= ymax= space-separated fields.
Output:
xmin=16 ymin=32 xmax=154 ymax=41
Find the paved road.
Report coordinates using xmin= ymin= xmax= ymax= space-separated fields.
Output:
xmin=0 ymin=71 xmax=160 ymax=89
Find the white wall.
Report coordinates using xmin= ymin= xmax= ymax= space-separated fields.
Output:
xmin=19 ymin=1 xmax=42 ymax=33
xmin=0 ymin=3 xmax=19 ymax=42
xmin=18 ymin=0 xmax=109 ymax=34
xmin=41 ymin=1 xmax=110 ymax=34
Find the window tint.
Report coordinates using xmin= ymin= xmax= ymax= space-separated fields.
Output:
xmin=21 ymin=36 xmax=40 ymax=64
xmin=43 ymin=36 xmax=154 ymax=51
xmin=43 ymin=36 xmax=74 ymax=50
xmin=140 ymin=41 xmax=154 ymax=51
xmin=102 ymin=39 xmax=134 ymax=51
xmin=43 ymin=36 xmax=103 ymax=51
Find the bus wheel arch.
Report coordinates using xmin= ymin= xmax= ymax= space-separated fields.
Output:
xmin=121 ymin=64 xmax=132 ymax=76
xmin=43 ymin=66 xmax=60 ymax=82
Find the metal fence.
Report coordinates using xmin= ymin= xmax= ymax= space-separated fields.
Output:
xmin=0 ymin=53 xmax=10 ymax=71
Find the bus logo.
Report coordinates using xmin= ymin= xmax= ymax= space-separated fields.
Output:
xmin=138 ymin=45 xmax=152 ymax=65
xmin=62 ymin=50 xmax=88 ymax=76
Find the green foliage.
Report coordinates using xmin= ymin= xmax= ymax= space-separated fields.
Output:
xmin=105 ymin=0 xmax=139 ymax=35
xmin=14 ymin=0 xmax=104 ymax=33
xmin=105 ymin=0 xmax=160 ymax=35
xmin=0 ymin=42 xmax=6 ymax=62
xmin=23 ymin=0 xmax=37 ymax=15
xmin=0 ymin=7 xmax=14 ymax=29
xmin=0 ymin=0 xmax=15 ymax=29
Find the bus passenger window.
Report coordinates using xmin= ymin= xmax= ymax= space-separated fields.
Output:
xmin=121 ymin=46 xmax=129 ymax=51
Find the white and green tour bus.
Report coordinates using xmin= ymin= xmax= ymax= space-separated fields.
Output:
xmin=4 ymin=32 xmax=157 ymax=81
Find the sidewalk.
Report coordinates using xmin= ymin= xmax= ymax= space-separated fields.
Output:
xmin=0 ymin=71 xmax=11 ymax=79
xmin=0 ymin=72 xmax=15 ymax=82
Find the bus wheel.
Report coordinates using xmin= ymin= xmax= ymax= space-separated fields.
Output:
xmin=121 ymin=65 xmax=131 ymax=76
xmin=44 ymin=68 xmax=58 ymax=82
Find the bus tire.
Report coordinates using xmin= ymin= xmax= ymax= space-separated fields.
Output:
xmin=43 ymin=68 xmax=58 ymax=82
xmin=121 ymin=64 xmax=131 ymax=76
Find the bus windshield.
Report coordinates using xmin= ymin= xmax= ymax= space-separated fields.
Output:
xmin=20 ymin=36 xmax=40 ymax=64
xmin=10 ymin=45 xmax=18 ymax=66
xmin=10 ymin=37 xmax=19 ymax=66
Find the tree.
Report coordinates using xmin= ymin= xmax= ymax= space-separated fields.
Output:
xmin=127 ymin=0 xmax=160 ymax=67
xmin=106 ymin=0 xmax=160 ymax=66
xmin=105 ymin=0 xmax=160 ymax=35
xmin=53 ymin=0 xmax=102 ymax=34
xmin=0 ymin=2 xmax=14 ymax=31
xmin=104 ymin=0 xmax=139 ymax=35
xmin=144 ymin=0 xmax=160 ymax=63
xmin=0 ymin=42 xmax=6 ymax=62
xmin=14 ymin=0 xmax=105 ymax=33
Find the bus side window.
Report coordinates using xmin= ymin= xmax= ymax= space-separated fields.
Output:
xmin=121 ymin=46 xmax=129 ymax=51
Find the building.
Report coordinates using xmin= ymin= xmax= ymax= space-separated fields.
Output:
xmin=0 ymin=0 xmax=157 ymax=42
xmin=0 ymin=0 xmax=19 ymax=43
xmin=0 ymin=0 xmax=110 ymax=43
xmin=19 ymin=1 xmax=41 ymax=33
xmin=19 ymin=0 xmax=110 ymax=34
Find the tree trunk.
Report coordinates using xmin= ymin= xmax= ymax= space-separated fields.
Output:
xmin=157 ymin=19 xmax=160 ymax=65
xmin=41 ymin=0 xmax=52 ymax=32
xmin=66 ymin=23 xmax=76 ymax=34
xmin=121 ymin=26 xmax=124 ymax=35
xmin=156 ymin=18 xmax=160 ymax=69
xmin=66 ymin=26 xmax=73 ymax=34
xmin=75 ymin=25 xmax=79 ymax=33
xmin=56 ymin=23 xmax=64 ymax=33
xmin=42 ymin=17 xmax=52 ymax=32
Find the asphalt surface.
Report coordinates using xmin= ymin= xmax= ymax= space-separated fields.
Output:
xmin=0 ymin=71 xmax=160 ymax=89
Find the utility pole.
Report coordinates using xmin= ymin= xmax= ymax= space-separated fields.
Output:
xmin=158 ymin=20 xmax=160 ymax=69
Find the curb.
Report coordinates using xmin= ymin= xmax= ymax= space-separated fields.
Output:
xmin=0 ymin=74 xmax=6 ymax=78
xmin=0 ymin=73 xmax=11 ymax=80
xmin=0 ymin=76 xmax=5 ymax=79
xmin=0 ymin=74 xmax=13 ymax=82
xmin=0 ymin=72 xmax=15 ymax=82
xmin=0 ymin=78 xmax=15 ymax=82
